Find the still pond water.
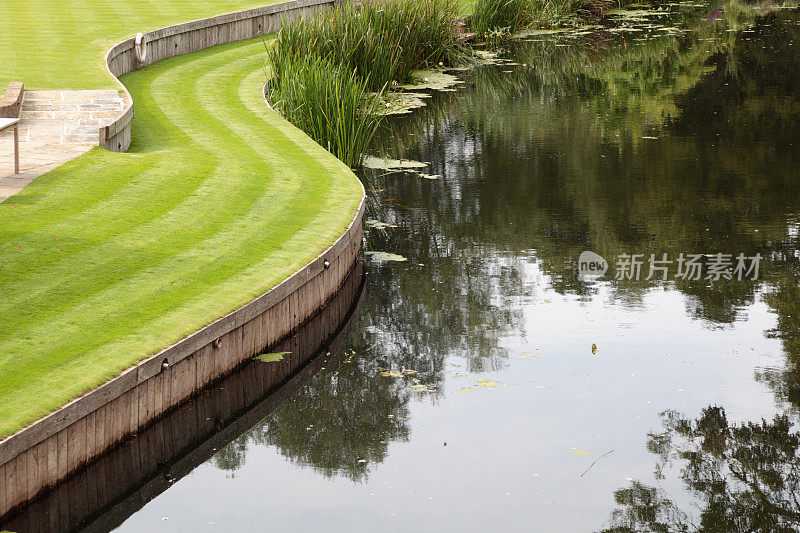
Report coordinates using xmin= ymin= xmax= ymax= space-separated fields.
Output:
xmin=120 ymin=4 xmax=800 ymax=531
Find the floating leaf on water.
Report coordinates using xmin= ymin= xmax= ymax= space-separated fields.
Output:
xmin=515 ymin=28 xmax=573 ymax=37
xmin=400 ymin=70 xmax=463 ymax=91
xmin=366 ymin=251 xmax=408 ymax=262
xmin=473 ymin=378 xmax=504 ymax=389
xmin=365 ymin=219 xmax=398 ymax=230
xmin=379 ymin=91 xmax=430 ymax=115
xmin=572 ymin=449 xmax=590 ymax=456
xmin=458 ymin=386 xmax=478 ymax=392
xmin=416 ymin=172 xmax=441 ymax=180
xmin=255 ymin=351 xmax=290 ymax=363
xmin=363 ymin=156 xmax=428 ymax=171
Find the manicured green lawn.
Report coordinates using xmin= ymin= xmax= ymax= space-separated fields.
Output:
xmin=0 ymin=0 xmax=281 ymax=90
xmin=0 ymin=38 xmax=364 ymax=438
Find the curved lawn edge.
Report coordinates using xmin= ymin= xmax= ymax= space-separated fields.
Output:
xmin=100 ymin=0 xmax=336 ymax=151
xmin=1 ymin=20 xmax=364 ymax=509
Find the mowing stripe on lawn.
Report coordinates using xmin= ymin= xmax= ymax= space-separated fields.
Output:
xmin=0 ymin=37 xmax=364 ymax=439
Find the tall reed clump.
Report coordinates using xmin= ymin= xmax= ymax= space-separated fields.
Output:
xmin=269 ymin=0 xmax=467 ymax=92
xmin=266 ymin=55 xmax=383 ymax=168
xmin=471 ymin=0 xmax=534 ymax=37
xmin=471 ymin=0 xmax=624 ymax=37
xmin=265 ymin=0 xmax=468 ymax=167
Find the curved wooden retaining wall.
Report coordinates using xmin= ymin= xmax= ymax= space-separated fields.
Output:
xmin=100 ymin=0 xmax=337 ymax=151
xmin=1 ymin=259 xmax=365 ymax=532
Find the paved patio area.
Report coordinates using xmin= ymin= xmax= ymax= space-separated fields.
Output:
xmin=0 ymin=90 xmax=125 ymax=202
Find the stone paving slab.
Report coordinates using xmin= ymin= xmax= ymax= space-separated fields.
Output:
xmin=0 ymin=90 xmax=125 ymax=201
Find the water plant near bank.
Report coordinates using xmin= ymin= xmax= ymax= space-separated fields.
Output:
xmin=470 ymin=0 xmax=624 ymax=38
xmin=268 ymin=0 xmax=468 ymax=92
xmin=266 ymin=55 xmax=384 ymax=168
xmin=265 ymin=0 xmax=469 ymax=166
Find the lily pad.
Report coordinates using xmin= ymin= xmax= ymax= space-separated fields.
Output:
xmin=473 ymin=378 xmax=504 ymax=389
xmin=363 ymin=156 xmax=429 ymax=171
xmin=255 ymin=351 xmax=290 ymax=363
xmin=379 ymin=91 xmax=431 ymax=115
xmin=406 ymin=383 xmax=435 ymax=392
xmin=365 ymin=219 xmax=398 ymax=230
xmin=515 ymin=28 xmax=572 ymax=37
xmin=400 ymin=70 xmax=463 ymax=91
xmin=366 ymin=251 xmax=408 ymax=262
xmin=458 ymin=386 xmax=478 ymax=392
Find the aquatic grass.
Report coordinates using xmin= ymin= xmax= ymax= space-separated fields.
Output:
xmin=471 ymin=0 xmax=534 ymax=36
xmin=268 ymin=0 xmax=469 ymax=92
xmin=266 ymin=0 xmax=469 ymax=166
xmin=470 ymin=0 xmax=627 ymax=37
xmin=266 ymin=55 xmax=384 ymax=168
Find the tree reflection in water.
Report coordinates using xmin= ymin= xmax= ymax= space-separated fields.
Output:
xmin=602 ymin=405 xmax=800 ymax=532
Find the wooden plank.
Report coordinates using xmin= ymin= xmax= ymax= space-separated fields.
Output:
xmin=174 ymin=352 xmax=196 ymax=405
xmin=4 ymin=456 xmax=19 ymax=514
xmin=137 ymin=379 xmax=151 ymax=431
xmin=44 ymin=433 xmax=58 ymax=489
xmin=93 ymin=404 xmax=106 ymax=464
xmin=153 ymin=372 xmax=164 ymax=420
xmin=28 ymin=441 xmax=43 ymax=500
xmin=196 ymin=344 xmax=214 ymax=389
xmin=0 ymin=462 xmax=6 ymax=518
xmin=84 ymin=411 xmax=96 ymax=464
xmin=66 ymin=417 xmax=85 ymax=474
xmin=15 ymin=450 xmax=29 ymax=508
xmin=241 ymin=316 xmax=259 ymax=359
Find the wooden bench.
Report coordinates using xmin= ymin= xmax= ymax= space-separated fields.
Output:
xmin=0 ymin=117 xmax=20 ymax=174
xmin=0 ymin=82 xmax=24 ymax=175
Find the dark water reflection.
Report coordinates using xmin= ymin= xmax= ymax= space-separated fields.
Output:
xmin=114 ymin=4 xmax=800 ymax=532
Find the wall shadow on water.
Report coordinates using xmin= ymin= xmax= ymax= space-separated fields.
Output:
xmin=0 ymin=259 xmax=366 ymax=533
